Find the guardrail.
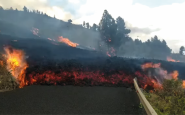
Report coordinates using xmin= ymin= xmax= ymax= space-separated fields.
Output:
xmin=133 ymin=77 xmax=157 ymax=115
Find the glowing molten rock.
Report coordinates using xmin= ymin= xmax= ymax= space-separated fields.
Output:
xmin=4 ymin=46 xmax=28 ymax=88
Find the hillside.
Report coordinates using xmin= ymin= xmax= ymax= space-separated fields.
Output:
xmin=0 ymin=34 xmax=105 ymax=60
xmin=0 ymin=9 xmax=101 ymax=49
xmin=0 ymin=8 xmax=185 ymax=61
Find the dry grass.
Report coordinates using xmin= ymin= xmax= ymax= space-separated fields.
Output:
xmin=0 ymin=53 xmax=18 ymax=90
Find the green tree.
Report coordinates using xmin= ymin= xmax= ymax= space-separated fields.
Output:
xmin=86 ymin=22 xmax=90 ymax=29
xmin=145 ymin=35 xmax=171 ymax=59
xmin=0 ymin=6 xmax=3 ymax=10
xmin=179 ymin=46 xmax=185 ymax=55
xmin=68 ymin=19 xmax=72 ymax=23
xmin=92 ymin=23 xmax=97 ymax=31
xmin=99 ymin=10 xmax=117 ymax=54
xmin=115 ymin=16 xmax=131 ymax=49
xmin=9 ymin=7 xmax=13 ymax=10
xmin=82 ymin=21 xmax=85 ymax=27
xmin=23 ymin=6 xmax=28 ymax=12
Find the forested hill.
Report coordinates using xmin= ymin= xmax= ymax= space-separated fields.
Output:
xmin=0 ymin=6 xmax=184 ymax=61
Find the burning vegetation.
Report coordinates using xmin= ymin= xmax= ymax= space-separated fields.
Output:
xmin=167 ymin=56 xmax=180 ymax=62
xmin=144 ymin=78 xmax=185 ymax=115
xmin=4 ymin=46 xmax=28 ymax=88
xmin=58 ymin=36 xmax=79 ymax=47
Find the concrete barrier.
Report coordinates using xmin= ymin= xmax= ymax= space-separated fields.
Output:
xmin=133 ymin=77 xmax=157 ymax=115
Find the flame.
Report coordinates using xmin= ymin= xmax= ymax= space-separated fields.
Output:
xmin=151 ymin=79 xmax=162 ymax=89
xmin=106 ymin=52 xmax=111 ymax=57
xmin=48 ymin=38 xmax=59 ymax=45
xmin=167 ymin=56 xmax=180 ymax=62
xmin=0 ymin=60 xmax=3 ymax=66
xmin=141 ymin=62 xmax=185 ymax=89
xmin=183 ymin=80 xmax=185 ymax=88
xmin=48 ymin=38 xmax=52 ymax=41
xmin=170 ymin=70 xmax=178 ymax=80
xmin=141 ymin=62 xmax=161 ymax=70
xmin=58 ymin=36 xmax=79 ymax=47
xmin=31 ymin=27 xmax=40 ymax=37
xmin=107 ymin=47 xmax=116 ymax=57
xmin=4 ymin=46 xmax=28 ymax=88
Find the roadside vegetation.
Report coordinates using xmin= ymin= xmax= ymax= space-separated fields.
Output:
xmin=0 ymin=53 xmax=18 ymax=91
xmin=144 ymin=79 xmax=185 ymax=115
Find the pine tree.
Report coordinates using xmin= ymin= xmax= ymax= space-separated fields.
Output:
xmin=92 ymin=23 xmax=97 ymax=31
xmin=99 ymin=10 xmax=117 ymax=50
xmin=83 ymin=21 xmax=85 ymax=27
xmin=179 ymin=46 xmax=185 ymax=55
xmin=0 ymin=6 xmax=3 ymax=10
xmin=23 ymin=6 xmax=27 ymax=12
xmin=115 ymin=16 xmax=130 ymax=49
xmin=86 ymin=22 xmax=90 ymax=29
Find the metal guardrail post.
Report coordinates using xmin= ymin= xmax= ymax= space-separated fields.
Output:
xmin=133 ymin=77 xmax=158 ymax=115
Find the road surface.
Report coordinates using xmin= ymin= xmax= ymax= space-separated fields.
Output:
xmin=0 ymin=85 xmax=146 ymax=114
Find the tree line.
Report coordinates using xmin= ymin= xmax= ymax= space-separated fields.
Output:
xmin=82 ymin=10 xmax=185 ymax=59
xmin=0 ymin=6 xmax=184 ymax=60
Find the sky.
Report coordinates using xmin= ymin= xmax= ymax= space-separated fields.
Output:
xmin=0 ymin=0 xmax=185 ymax=52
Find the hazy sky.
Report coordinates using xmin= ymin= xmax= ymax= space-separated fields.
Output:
xmin=0 ymin=0 xmax=184 ymax=52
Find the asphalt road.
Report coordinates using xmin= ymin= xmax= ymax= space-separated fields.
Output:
xmin=0 ymin=85 xmax=146 ymax=114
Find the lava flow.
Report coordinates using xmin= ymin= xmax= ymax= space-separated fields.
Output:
xmin=2 ymin=46 xmax=185 ymax=90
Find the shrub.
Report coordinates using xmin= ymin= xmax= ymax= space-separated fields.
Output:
xmin=0 ymin=53 xmax=18 ymax=90
xmin=144 ymin=79 xmax=185 ymax=115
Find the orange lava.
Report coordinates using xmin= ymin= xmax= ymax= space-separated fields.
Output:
xmin=26 ymin=70 xmax=135 ymax=86
xmin=58 ymin=36 xmax=79 ymax=47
